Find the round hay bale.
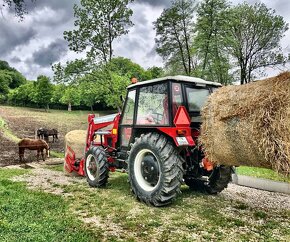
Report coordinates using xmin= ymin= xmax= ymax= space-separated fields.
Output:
xmin=64 ymin=130 xmax=87 ymax=159
xmin=200 ymin=72 xmax=290 ymax=175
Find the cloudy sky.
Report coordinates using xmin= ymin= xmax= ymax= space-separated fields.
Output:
xmin=0 ymin=0 xmax=289 ymax=80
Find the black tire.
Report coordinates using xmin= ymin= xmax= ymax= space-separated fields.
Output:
xmin=185 ymin=165 xmax=232 ymax=194
xmin=128 ymin=133 xmax=184 ymax=206
xmin=85 ymin=146 xmax=109 ymax=187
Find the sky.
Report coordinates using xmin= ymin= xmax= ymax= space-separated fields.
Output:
xmin=0 ymin=0 xmax=289 ymax=80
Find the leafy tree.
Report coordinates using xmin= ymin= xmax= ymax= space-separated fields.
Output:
xmin=1 ymin=0 xmax=36 ymax=19
xmin=8 ymin=81 xmax=34 ymax=106
xmin=0 ymin=60 xmax=27 ymax=88
xmin=0 ymin=72 xmax=12 ymax=95
xmin=79 ymin=79 xmax=101 ymax=111
xmin=52 ymin=59 xmax=92 ymax=84
xmin=224 ymin=2 xmax=289 ymax=84
xmin=64 ymin=0 xmax=134 ymax=64
xmin=103 ymin=72 xmax=130 ymax=109
xmin=60 ymin=86 xmax=81 ymax=111
xmin=194 ymin=0 xmax=232 ymax=84
xmin=32 ymin=75 xmax=53 ymax=110
xmin=51 ymin=84 xmax=66 ymax=104
xmin=0 ymin=60 xmax=15 ymax=71
xmin=146 ymin=66 xmax=164 ymax=79
xmin=107 ymin=57 xmax=151 ymax=81
xmin=154 ymin=0 xmax=197 ymax=75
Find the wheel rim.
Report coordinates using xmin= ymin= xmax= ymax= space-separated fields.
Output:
xmin=86 ymin=154 xmax=98 ymax=181
xmin=134 ymin=149 xmax=161 ymax=192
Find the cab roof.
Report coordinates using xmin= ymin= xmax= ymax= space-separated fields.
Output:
xmin=128 ymin=75 xmax=222 ymax=89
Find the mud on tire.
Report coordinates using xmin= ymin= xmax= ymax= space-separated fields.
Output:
xmin=128 ymin=133 xmax=184 ymax=206
xmin=85 ymin=146 xmax=109 ymax=187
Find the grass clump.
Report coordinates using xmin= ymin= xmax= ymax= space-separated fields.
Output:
xmin=0 ymin=169 xmax=100 ymax=241
xmin=236 ymin=166 xmax=290 ymax=183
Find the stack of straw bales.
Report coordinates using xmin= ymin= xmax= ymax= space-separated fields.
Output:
xmin=65 ymin=130 xmax=87 ymax=158
xmin=200 ymin=72 xmax=290 ymax=175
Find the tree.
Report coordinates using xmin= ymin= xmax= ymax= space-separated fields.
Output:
xmin=224 ymin=3 xmax=288 ymax=84
xmin=103 ymin=72 xmax=130 ymax=109
xmin=60 ymin=86 xmax=81 ymax=111
xmin=0 ymin=60 xmax=27 ymax=88
xmin=0 ymin=72 xmax=12 ymax=95
xmin=154 ymin=0 xmax=197 ymax=75
xmin=79 ymin=78 xmax=102 ymax=111
xmin=64 ymin=0 xmax=134 ymax=64
xmin=1 ymin=0 xmax=36 ymax=19
xmin=52 ymin=59 xmax=92 ymax=84
xmin=107 ymin=57 xmax=151 ymax=81
xmin=32 ymin=75 xmax=53 ymax=110
xmin=146 ymin=66 xmax=164 ymax=79
xmin=8 ymin=81 xmax=34 ymax=106
xmin=194 ymin=0 xmax=232 ymax=84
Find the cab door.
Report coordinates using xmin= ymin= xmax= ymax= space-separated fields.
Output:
xmin=119 ymin=89 xmax=136 ymax=149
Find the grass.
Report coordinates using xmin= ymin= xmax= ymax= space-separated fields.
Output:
xmin=236 ymin=166 xmax=290 ymax=183
xmin=61 ymin=172 xmax=290 ymax=241
xmin=0 ymin=116 xmax=19 ymax=142
xmin=50 ymin=151 xmax=65 ymax=158
xmin=45 ymin=164 xmax=64 ymax=172
xmin=0 ymin=169 xmax=100 ymax=241
xmin=0 ymin=167 xmax=289 ymax=241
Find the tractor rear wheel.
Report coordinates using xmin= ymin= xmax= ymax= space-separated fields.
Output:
xmin=185 ymin=165 xmax=232 ymax=194
xmin=128 ymin=133 xmax=183 ymax=206
xmin=85 ymin=146 xmax=109 ymax=187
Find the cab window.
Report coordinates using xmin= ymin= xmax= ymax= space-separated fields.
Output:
xmin=121 ymin=90 xmax=136 ymax=125
xmin=136 ymin=83 xmax=169 ymax=125
xmin=186 ymin=87 xmax=210 ymax=112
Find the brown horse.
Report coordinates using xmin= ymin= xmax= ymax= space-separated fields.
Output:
xmin=18 ymin=138 xmax=50 ymax=162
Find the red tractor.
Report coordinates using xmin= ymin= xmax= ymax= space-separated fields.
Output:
xmin=65 ymin=76 xmax=233 ymax=206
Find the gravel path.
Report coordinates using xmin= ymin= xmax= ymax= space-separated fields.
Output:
xmin=222 ymin=183 xmax=290 ymax=210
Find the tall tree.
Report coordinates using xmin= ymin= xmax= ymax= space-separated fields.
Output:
xmin=32 ymin=75 xmax=53 ymax=110
xmin=60 ymin=86 xmax=81 ymax=111
xmin=194 ymin=0 xmax=231 ymax=84
xmin=64 ymin=0 xmax=134 ymax=64
xmin=154 ymin=0 xmax=196 ymax=76
xmin=224 ymin=3 xmax=288 ymax=84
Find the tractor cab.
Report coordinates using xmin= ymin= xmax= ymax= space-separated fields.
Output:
xmin=65 ymin=75 xmax=232 ymax=207
xmin=118 ymin=76 xmax=221 ymax=152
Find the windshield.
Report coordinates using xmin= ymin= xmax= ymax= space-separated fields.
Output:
xmin=185 ymin=87 xmax=210 ymax=112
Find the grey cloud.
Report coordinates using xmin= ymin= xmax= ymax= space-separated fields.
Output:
xmin=10 ymin=56 xmax=21 ymax=63
xmin=25 ymin=0 xmax=79 ymax=12
xmin=146 ymin=44 xmax=158 ymax=59
xmin=31 ymin=39 xmax=68 ymax=67
xmin=271 ymin=0 xmax=290 ymax=16
xmin=137 ymin=0 xmax=171 ymax=7
xmin=0 ymin=21 xmax=37 ymax=56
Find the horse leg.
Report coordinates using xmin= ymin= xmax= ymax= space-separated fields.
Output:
xmin=41 ymin=149 xmax=45 ymax=161
xmin=19 ymin=147 xmax=24 ymax=163
xmin=37 ymin=150 xmax=40 ymax=161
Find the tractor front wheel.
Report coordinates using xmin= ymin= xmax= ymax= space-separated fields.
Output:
xmin=128 ymin=133 xmax=183 ymax=206
xmin=185 ymin=165 xmax=232 ymax=194
xmin=85 ymin=146 xmax=109 ymax=187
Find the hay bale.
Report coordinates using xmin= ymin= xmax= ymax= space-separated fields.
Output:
xmin=200 ymin=72 xmax=290 ymax=175
xmin=64 ymin=130 xmax=87 ymax=159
